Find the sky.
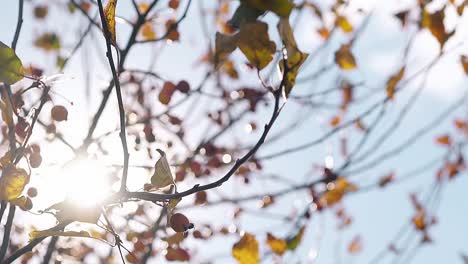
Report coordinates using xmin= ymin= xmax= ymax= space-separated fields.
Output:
xmin=1 ymin=0 xmax=468 ymax=263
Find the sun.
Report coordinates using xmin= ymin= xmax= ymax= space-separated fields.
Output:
xmin=38 ymin=158 xmax=112 ymax=209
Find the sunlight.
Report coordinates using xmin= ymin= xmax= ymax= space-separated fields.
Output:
xmin=40 ymin=158 xmax=112 ymax=209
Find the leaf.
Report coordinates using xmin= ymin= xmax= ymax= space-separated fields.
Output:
xmin=232 ymin=232 xmax=259 ymax=264
xmin=215 ymin=32 xmax=239 ymax=65
xmin=29 ymin=230 xmax=95 ymax=242
xmin=435 ymin=134 xmax=451 ymax=146
xmin=421 ymin=7 xmax=454 ymax=48
xmin=10 ymin=195 xmax=33 ymax=211
xmin=334 ymin=44 xmax=357 ymax=70
xmin=242 ymin=0 xmax=294 ymax=17
xmin=141 ymin=22 xmax=156 ymax=41
xmin=319 ymin=178 xmax=358 ymax=207
xmin=48 ymin=200 xmax=102 ymax=224
xmin=0 ymin=41 xmax=24 ymax=85
xmin=266 ymin=233 xmax=287 ymax=255
xmin=34 ymin=33 xmax=61 ymax=51
xmin=237 ymin=22 xmax=276 ymax=70
xmin=228 ymin=3 xmax=265 ymax=29
xmin=151 ymin=149 xmax=175 ymax=188
xmin=277 ymin=18 xmax=309 ymax=97
xmin=0 ymin=97 xmax=14 ymax=127
xmin=386 ymin=66 xmax=405 ymax=99
xmin=287 ymin=226 xmax=305 ymax=250
xmin=0 ymin=166 xmax=29 ymax=201
xmin=378 ymin=172 xmax=395 ymax=187
xmin=461 ymin=55 xmax=468 ymax=74
xmin=104 ymin=0 xmax=117 ymax=43
xmin=165 ymin=247 xmax=190 ymax=261
xmin=336 ymin=15 xmax=353 ymax=33
xmin=348 ymin=235 xmax=362 ymax=254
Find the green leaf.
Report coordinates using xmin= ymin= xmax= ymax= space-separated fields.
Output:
xmin=237 ymin=22 xmax=276 ymax=70
xmin=151 ymin=149 xmax=175 ymax=188
xmin=0 ymin=41 xmax=24 ymax=85
xmin=277 ymin=18 xmax=308 ymax=97
xmin=287 ymin=226 xmax=305 ymax=250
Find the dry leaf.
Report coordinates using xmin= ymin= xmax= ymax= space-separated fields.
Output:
xmin=335 ymin=44 xmax=357 ymax=70
xmin=266 ymin=233 xmax=287 ymax=255
xmin=232 ymin=232 xmax=259 ymax=264
xmin=104 ymin=0 xmax=117 ymax=43
xmin=151 ymin=149 xmax=175 ymax=188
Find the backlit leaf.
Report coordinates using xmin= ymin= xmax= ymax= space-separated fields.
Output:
xmin=334 ymin=44 xmax=357 ymax=70
xmin=141 ymin=22 xmax=156 ymax=40
xmin=238 ymin=22 xmax=276 ymax=70
xmin=266 ymin=233 xmax=287 ymax=255
xmin=421 ymin=7 xmax=453 ymax=48
xmin=48 ymin=200 xmax=102 ymax=224
xmin=348 ymin=235 xmax=362 ymax=254
xmin=104 ymin=0 xmax=117 ymax=43
xmin=29 ymin=230 xmax=95 ymax=242
xmin=34 ymin=33 xmax=60 ymax=51
xmin=232 ymin=232 xmax=259 ymax=264
xmin=287 ymin=226 xmax=305 ymax=250
xmin=277 ymin=18 xmax=309 ymax=97
xmin=151 ymin=149 xmax=175 ymax=188
xmin=336 ymin=15 xmax=353 ymax=33
xmin=386 ymin=66 xmax=405 ymax=99
xmin=0 ymin=41 xmax=24 ymax=84
xmin=0 ymin=97 xmax=14 ymax=127
xmin=0 ymin=166 xmax=29 ymax=201
xmin=435 ymin=134 xmax=451 ymax=146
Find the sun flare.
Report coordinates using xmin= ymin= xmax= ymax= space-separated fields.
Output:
xmin=40 ymin=158 xmax=112 ymax=209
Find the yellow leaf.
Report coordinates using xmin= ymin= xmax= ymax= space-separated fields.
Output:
xmin=319 ymin=178 xmax=357 ymax=207
xmin=0 ymin=41 xmax=24 ymax=85
xmin=336 ymin=15 xmax=353 ymax=33
xmin=104 ymin=0 xmax=117 ymax=43
xmin=29 ymin=230 xmax=94 ymax=242
xmin=10 ymin=196 xmax=32 ymax=211
xmin=238 ymin=22 xmax=276 ymax=70
xmin=151 ymin=149 xmax=175 ymax=188
xmin=277 ymin=18 xmax=309 ymax=97
xmin=266 ymin=233 xmax=287 ymax=255
xmin=348 ymin=235 xmax=362 ymax=254
xmin=334 ymin=44 xmax=357 ymax=70
xmin=242 ymin=0 xmax=294 ymax=17
xmin=232 ymin=232 xmax=259 ymax=264
xmin=386 ymin=66 xmax=405 ymax=99
xmin=0 ymin=98 xmax=14 ymax=127
xmin=0 ymin=166 xmax=29 ymax=201
xmin=287 ymin=226 xmax=305 ymax=250
xmin=141 ymin=22 xmax=156 ymax=40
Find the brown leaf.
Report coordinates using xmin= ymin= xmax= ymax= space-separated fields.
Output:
xmin=386 ymin=66 xmax=405 ymax=99
xmin=334 ymin=44 xmax=357 ymax=70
